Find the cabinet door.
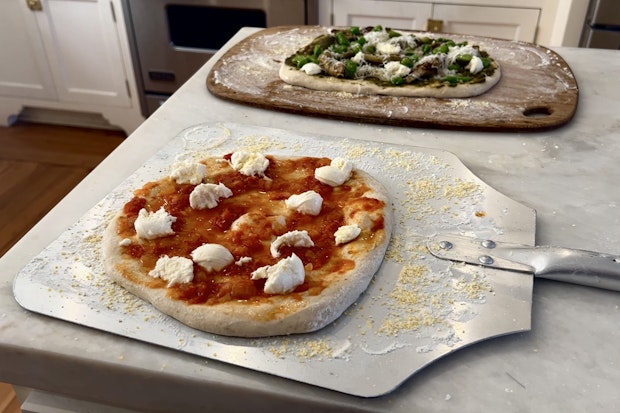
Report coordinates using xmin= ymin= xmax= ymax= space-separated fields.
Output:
xmin=333 ymin=0 xmax=432 ymax=31
xmin=432 ymin=4 xmax=540 ymax=42
xmin=35 ymin=0 xmax=131 ymax=106
xmin=0 ymin=0 xmax=57 ymax=100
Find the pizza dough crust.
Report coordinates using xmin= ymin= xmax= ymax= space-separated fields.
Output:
xmin=279 ymin=63 xmax=501 ymax=98
xmin=102 ymin=160 xmax=392 ymax=338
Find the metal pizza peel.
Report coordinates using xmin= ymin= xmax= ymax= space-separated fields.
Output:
xmin=12 ymin=123 xmax=620 ymax=398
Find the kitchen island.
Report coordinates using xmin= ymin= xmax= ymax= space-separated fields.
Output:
xmin=0 ymin=28 xmax=619 ymax=412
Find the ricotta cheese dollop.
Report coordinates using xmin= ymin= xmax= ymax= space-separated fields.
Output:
xmin=285 ymin=190 xmax=323 ymax=215
xmin=376 ymin=41 xmax=401 ymax=55
xmin=189 ymin=182 xmax=233 ymax=210
xmin=170 ymin=161 xmax=207 ymax=185
xmin=230 ymin=213 xmax=286 ymax=233
xmin=315 ymin=158 xmax=353 ymax=187
xmin=334 ymin=224 xmax=362 ymax=245
xmin=134 ymin=207 xmax=176 ymax=240
xmin=230 ymin=151 xmax=269 ymax=177
xmin=351 ymin=51 xmax=365 ymax=65
xmin=149 ymin=255 xmax=194 ymax=287
xmin=235 ymin=256 xmax=252 ymax=266
xmin=384 ymin=61 xmax=411 ymax=79
xmin=300 ymin=62 xmax=322 ymax=75
xmin=467 ymin=55 xmax=484 ymax=74
xmin=191 ymin=243 xmax=234 ymax=272
xmin=251 ymin=253 xmax=305 ymax=294
xmin=270 ymin=230 xmax=314 ymax=258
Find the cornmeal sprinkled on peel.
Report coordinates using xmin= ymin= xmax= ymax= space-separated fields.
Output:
xmin=296 ymin=339 xmax=332 ymax=360
xmin=239 ymin=135 xmax=289 ymax=153
xmin=337 ymin=139 xmax=490 ymax=344
xmin=378 ymin=265 xmax=448 ymax=336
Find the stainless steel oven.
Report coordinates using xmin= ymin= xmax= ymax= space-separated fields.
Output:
xmin=122 ymin=0 xmax=317 ymax=117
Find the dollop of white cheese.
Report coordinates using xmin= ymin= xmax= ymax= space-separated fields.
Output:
xmin=119 ymin=238 xmax=132 ymax=246
xmin=251 ymin=253 xmax=305 ymax=294
xmin=300 ymin=62 xmax=322 ymax=75
xmin=315 ymin=158 xmax=353 ymax=187
xmin=376 ymin=41 xmax=401 ymax=55
xmin=351 ymin=51 xmax=365 ymax=65
xmin=270 ymin=230 xmax=314 ymax=258
xmin=334 ymin=225 xmax=362 ymax=245
xmin=189 ymin=182 xmax=233 ymax=210
xmin=170 ymin=161 xmax=207 ymax=185
xmin=332 ymin=158 xmax=353 ymax=175
xmin=235 ymin=256 xmax=252 ymax=266
xmin=191 ymin=243 xmax=234 ymax=272
xmin=230 ymin=213 xmax=286 ymax=233
xmin=149 ymin=255 xmax=194 ymax=287
xmin=230 ymin=151 xmax=269 ymax=177
xmin=467 ymin=55 xmax=484 ymax=74
xmin=285 ymin=191 xmax=323 ymax=215
xmin=134 ymin=207 xmax=176 ymax=240
xmin=384 ymin=61 xmax=411 ymax=78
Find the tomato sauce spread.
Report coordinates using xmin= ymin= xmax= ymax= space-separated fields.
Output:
xmin=117 ymin=156 xmax=386 ymax=305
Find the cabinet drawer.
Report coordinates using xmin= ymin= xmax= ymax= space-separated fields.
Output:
xmin=432 ymin=4 xmax=540 ymax=42
xmin=333 ymin=0 xmax=432 ymax=30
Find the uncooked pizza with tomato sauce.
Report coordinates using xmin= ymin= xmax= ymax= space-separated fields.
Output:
xmin=102 ymin=151 xmax=392 ymax=337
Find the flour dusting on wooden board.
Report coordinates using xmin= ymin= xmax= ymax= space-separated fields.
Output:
xmin=207 ymin=26 xmax=578 ymax=132
xmin=14 ymin=123 xmax=535 ymax=397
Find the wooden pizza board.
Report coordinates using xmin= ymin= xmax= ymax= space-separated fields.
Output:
xmin=207 ymin=26 xmax=579 ymax=132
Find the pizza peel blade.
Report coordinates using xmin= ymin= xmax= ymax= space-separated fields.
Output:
xmin=12 ymin=122 xmax=564 ymax=398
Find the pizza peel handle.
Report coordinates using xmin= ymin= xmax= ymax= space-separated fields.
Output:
xmin=427 ymin=234 xmax=620 ymax=291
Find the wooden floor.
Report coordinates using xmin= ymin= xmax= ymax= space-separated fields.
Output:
xmin=0 ymin=121 xmax=126 ymax=258
xmin=0 ymin=383 xmax=21 ymax=413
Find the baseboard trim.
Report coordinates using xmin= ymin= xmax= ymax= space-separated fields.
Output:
xmin=17 ymin=107 xmax=122 ymax=131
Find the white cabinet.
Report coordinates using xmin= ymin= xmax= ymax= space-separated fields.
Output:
xmin=0 ymin=0 xmax=56 ymax=100
xmin=0 ymin=0 xmax=144 ymax=134
xmin=322 ymin=0 xmax=588 ymax=47
xmin=329 ymin=0 xmax=539 ymax=42
xmin=432 ymin=4 xmax=539 ymax=42
xmin=36 ymin=0 xmax=131 ymax=107
xmin=333 ymin=0 xmax=432 ymax=31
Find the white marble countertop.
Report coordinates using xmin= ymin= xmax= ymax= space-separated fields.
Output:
xmin=1 ymin=28 xmax=619 ymax=412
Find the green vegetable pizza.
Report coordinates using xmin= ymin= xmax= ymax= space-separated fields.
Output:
xmin=279 ymin=25 xmax=501 ymax=98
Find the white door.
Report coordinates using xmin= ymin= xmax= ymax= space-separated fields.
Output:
xmin=333 ymin=0 xmax=432 ymax=31
xmin=0 ymin=0 xmax=57 ymax=100
xmin=432 ymin=4 xmax=540 ymax=42
xmin=35 ymin=0 xmax=131 ymax=106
